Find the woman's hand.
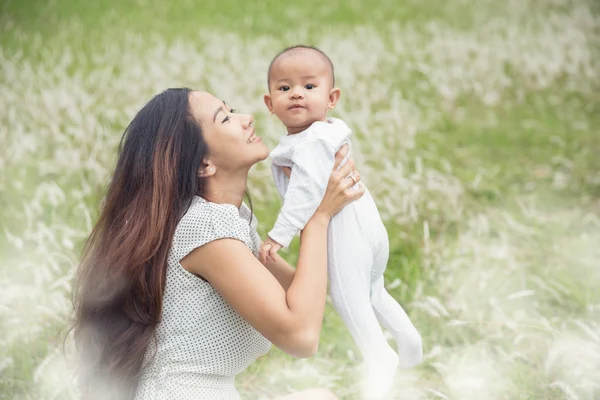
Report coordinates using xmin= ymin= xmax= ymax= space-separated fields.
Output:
xmin=315 ymin=144 xmax=364 ymax=219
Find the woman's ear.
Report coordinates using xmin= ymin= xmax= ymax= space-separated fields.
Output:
xmin=328 ymin=88 xmax=341 ymax=110
xmin=198 ymin=161 xmax=216 ymax=178
xmin=264 ymin=94 xmax=275 ymax=115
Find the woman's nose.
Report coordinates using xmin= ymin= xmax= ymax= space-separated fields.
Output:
xmin=242 ymin=114 xmax=253 ymax=128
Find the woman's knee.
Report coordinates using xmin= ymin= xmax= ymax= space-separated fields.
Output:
xmin=309 ymin=389 xmax=338 ymax=400
xmin=275 ymin=388 xmax=338 ymax=400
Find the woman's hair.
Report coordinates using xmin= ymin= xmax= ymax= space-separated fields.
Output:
xmin=71 ymin=88 xmax=209 ymax=399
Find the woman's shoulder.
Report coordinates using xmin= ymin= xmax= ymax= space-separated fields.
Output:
xmin=179 ymin=196 xmax=234 ymax=222
xmin=177 ymin=197 xmax=246 ymax=235
xmin=180 ymin=196 xmax=256 ymax=224
xmin=173 ymin=197 xmax=257 ymax=260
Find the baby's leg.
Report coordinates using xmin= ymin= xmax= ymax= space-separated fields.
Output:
xmin=328 ymin=233 xmax=398 ymax=399
xmin=370 ymin=276 xmax=423 ymax=369
xmin=370 ymin=240 xmax=423 ymax=369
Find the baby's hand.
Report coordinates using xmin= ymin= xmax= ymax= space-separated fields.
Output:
xmin=259 ymin=237 xmax=282 ymax=264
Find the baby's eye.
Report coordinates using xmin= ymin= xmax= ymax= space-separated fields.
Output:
xmin=279 ymin=86 xmax=290 ymax=91
xmin=305 ymin=84 xmax=316 ymax=90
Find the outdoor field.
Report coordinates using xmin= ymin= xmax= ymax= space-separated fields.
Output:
xmin=1 ymin=0 xmax=599 ymax=398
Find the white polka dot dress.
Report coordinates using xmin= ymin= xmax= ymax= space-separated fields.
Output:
xmin=135 ymin=196 xmax=272 ymax=400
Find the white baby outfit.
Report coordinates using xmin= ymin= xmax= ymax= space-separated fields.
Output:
xmin=269 ymin=118 xmax=423 ymax=396
xmin=135 ymin=196 xmax=271 ymax=400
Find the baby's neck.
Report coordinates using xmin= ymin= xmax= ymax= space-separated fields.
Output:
xmin=286 ymin=124 xmax=311 ymax=135
xmin=286 ymin=117 xmax=330 ymax=135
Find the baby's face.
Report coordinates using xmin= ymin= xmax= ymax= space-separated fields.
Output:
xmin=266 ymin=51 xmax=334 ymax=134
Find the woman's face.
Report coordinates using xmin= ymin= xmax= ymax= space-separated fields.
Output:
xmin=189 ymin=91 xmax=269 ymax=174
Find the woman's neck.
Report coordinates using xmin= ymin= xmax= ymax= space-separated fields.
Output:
xmin=201 ymin=170 xmax=248 ymax=208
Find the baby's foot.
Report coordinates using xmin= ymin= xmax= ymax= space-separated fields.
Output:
xmin=361 ymin=349 xmax=399 ymax=400
xmin=396 ymin=329 xmax=423 ymax=370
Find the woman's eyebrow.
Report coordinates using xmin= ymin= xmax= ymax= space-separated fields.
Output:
xmin=213 ymin=107 xmax=222 ymax=123
xmin=212 ymin=101 xmax=227 ymax=123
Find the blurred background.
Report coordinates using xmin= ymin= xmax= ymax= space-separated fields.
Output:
xmin=1 ymin=0 xmax=599 ymax=399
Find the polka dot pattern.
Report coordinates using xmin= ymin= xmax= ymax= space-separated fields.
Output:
xmin=135 ymin=196 xmax=271 ymax=400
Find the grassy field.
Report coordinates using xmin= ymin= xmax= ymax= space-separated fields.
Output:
xmin=1 ymin=0 xmax=599 ymax=398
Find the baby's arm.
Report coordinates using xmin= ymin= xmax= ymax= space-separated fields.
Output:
xmin=268 ymin=138 xmax=337 ymax=249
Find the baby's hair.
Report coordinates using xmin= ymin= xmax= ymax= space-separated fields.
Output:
xmin=267 ymin=44 xmax=335 ymax=88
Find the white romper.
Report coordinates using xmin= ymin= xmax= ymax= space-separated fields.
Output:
xmin=269 ymin=118 xmax=422 ymax=396
xmin=135 ymin=196 xmax=271 ymax=400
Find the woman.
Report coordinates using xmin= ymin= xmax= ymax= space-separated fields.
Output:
xmin=72 ymin=88 xmax=364 ymax=400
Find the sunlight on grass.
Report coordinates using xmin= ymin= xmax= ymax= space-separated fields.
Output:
xmin=1 ymin=0 xmax=599 ymax=398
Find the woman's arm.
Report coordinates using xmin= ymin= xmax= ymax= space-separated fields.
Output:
xmin=181 ymin=220 xmax=326 ymax=358
xmin=261 ymin=253 xmax=295 ymax=291
xmin=181 ymin=155 xmax=363 ymax=358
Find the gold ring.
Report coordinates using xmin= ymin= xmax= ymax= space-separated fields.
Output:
xmin=349 ymin=175 xmax=357 ymax=185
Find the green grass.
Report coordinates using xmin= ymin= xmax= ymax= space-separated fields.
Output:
xmin=1 ymin=0 xmax=599 ymax=398
xmin=1 ymin=0 xmax=456 ymax=40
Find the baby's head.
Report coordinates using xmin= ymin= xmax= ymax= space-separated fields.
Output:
xmin=264 ymin=45 xmax=341 ymax=134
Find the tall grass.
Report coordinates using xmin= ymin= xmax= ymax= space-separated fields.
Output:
xmin=1 ymin=0 xmax=599 ymax=398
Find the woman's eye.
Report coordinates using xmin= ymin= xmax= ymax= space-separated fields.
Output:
xmin=306 ymin=84 xmax=315 ymax=89
xmin=279 ymin=86 xmax=290 ymax=91
xmin=222 ymin=108 xmax=235 ymax=123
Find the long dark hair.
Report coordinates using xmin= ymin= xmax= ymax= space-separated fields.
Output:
xmin=71 ymin=88 xmax=208 ymax=399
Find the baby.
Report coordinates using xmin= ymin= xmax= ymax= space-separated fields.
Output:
xmin=259 ymin=45 xmax=423 ymax=398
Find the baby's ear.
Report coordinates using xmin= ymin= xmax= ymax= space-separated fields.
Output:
xmin=328 ymin=88 xmax=341 ymax=109
xmin=263 ymin=94 xmax=274 ymax=115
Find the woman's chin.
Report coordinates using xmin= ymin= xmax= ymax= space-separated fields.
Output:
xmin=256 ymin=145 xmax=270 ymax=161
xmin=246 ymin=152 xmax=270 ymax=169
